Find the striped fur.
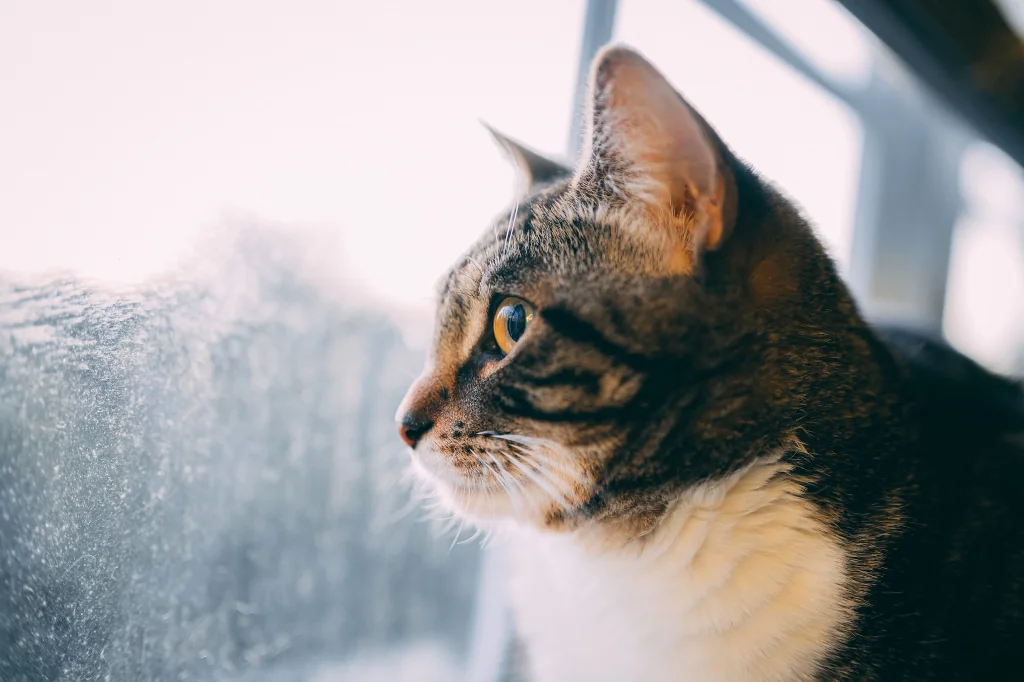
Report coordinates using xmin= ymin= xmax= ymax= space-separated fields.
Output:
xmin=399 ymin=46 xmax=1024 ymax=680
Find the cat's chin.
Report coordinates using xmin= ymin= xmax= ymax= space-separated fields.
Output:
xmin=409 ymin=447 xmax=556 ymax=527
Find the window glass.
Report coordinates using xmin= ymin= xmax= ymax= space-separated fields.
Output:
xmin=0 ymin=0 xmax=583 ymax=310
xmin=0 ymin=1 xmax=582 ymax=679
xmin=944 ymin=142 xmax=1024 ymax=374
xmin=616 ymin=0 xmax=864 ymax=271
xmin=735 ymin=0 xmax=874 ymax=88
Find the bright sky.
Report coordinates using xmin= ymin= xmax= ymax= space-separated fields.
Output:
xmin=0 ymin=0 xmax=870 ymax=312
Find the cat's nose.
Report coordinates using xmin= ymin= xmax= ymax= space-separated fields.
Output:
xmin=396 ymin=371 xmax=444 ymax=448
xmin=398 ymin=415 xmax=433 ymax=448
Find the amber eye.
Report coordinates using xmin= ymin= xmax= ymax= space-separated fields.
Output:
xmin=492 ymin=296 xmax=535 ymax=355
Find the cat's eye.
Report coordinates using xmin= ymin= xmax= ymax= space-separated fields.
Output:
xmin=492 ymin=296 xmax=535 ymax=355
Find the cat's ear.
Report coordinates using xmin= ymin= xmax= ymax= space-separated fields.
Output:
xmin=578 ymin=46 xmax=737 ymax=269
xmin=484 ymin=124 xmax=572 ymax=194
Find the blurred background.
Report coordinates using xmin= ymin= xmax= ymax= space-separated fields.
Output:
xmin=1 ymin=1 xmax=1021 ymax=680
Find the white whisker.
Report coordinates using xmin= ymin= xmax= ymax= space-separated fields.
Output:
xmin=481 ymin=432 xmax=591 ymax=485
xmin=449 ymin=516 xmax=466 ymax=552
xmin=485 ymin=448 xmax=528 ymax=517
xmin=512 ymin=446 xmax=585 ymax=508
xmin=506 ymin=448 xmax=574 ymax=511
xmin=502 ymin=200 xmax=520 ymax=256
xmin=519 ymin=448 xmax=591 ymax=486
xmin=458 ymin=526 xmax=485 ymax=545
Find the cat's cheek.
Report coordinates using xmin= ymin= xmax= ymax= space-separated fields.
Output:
xmin=410 ymin=441 xmax=473 ymax=489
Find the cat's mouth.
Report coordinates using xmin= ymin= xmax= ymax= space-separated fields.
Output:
xmin=409 ymin=432 xmax=593 ymax=525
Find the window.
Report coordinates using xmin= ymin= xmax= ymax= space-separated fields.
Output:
xmin=945 ymin=142 xmax=1024 ymax=374
xmin=2 ymin=2 xmax=1020 ymax=681
xmin=0 ymin=2 xmax=582 ymax=680
xmin=617 ymin=0 xmax=865 ymax=270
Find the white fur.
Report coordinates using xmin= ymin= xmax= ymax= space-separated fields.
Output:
xmin=506 ymin=458 xmax=850 ymax=682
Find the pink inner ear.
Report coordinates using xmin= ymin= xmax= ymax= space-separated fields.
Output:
xmin=587 ymin=47 xmax=726 ymax=251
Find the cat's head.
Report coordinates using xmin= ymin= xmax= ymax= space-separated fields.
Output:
xmin=397 ymin=46 xmax=853 ymax=534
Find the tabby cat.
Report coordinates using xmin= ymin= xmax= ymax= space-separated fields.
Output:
xmin=396 ymin=46 xmax=1024 ymax=681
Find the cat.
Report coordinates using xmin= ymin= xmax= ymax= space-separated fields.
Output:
xmin=396 ymin=45 xmax=1024 ymax=681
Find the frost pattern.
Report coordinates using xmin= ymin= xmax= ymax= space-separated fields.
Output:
xmin=0 ymin=227 xmax=479 ymax=681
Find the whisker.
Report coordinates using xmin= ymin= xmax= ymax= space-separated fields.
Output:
xmin=476 ymin=445 xmax=520 ymax=520
xmin=508 ymin=443 xmax=583 ymax=504
xmin=478 ymin=448 xmax=515 ymax=501
xmin=449 ymin=516 xmax=466 ymax=553
xmin=502 ymin=200 xmax=520 ymax=256
xmin=481 ymin=432 xmax=590 ymax=485
xmin=458 ymin=526 xmax=485 ymax=545
xmin=506 ymin=449 xmax=574 ymax=511
xmin=518 ymin=449 xmax=591 ymax=486
xmin=467 ymin=256 xmax=486 ymax=278
xmin=486 ymin=448 xmax=531 ymax=516
xmin=496 ymin=447 xmax=554 ymax=517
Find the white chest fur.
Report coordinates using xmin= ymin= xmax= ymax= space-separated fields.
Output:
xmin=507 ymin=460 xmax=850 ymax=682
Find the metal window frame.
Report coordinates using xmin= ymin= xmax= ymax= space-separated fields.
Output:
xmin=699 ymin=0 xmax=967 ymax=333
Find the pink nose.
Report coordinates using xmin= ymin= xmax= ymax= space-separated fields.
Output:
xmin=397 ymin=416 xmax=432 ymax=448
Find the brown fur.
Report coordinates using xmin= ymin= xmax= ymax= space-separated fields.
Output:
xmin=399 ymin=45 xmax=1024 ymax=680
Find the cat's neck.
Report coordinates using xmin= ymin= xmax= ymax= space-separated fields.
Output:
xmin=506 ymin=455 xmax=853 ymax=682
xmin=520 ymin=452 xmax=797 ymax=555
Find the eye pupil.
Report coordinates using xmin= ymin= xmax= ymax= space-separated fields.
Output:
xmin=506 ymin=304 xmax=526 ymax=342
